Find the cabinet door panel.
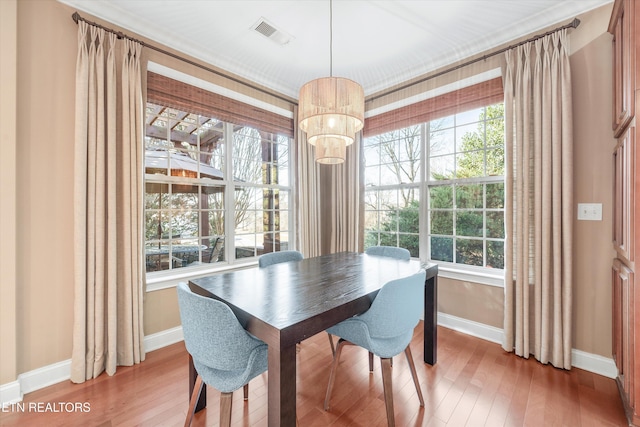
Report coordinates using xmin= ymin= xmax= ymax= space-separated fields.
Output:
xmin=611 ymin=0 xmax=634 ymax=136
xmin=613 ymin=125 xmax=635 ymax=263
xmin=613 ymin=259 xmax=634 ymax=400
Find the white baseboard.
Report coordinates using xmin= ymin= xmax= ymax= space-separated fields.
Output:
xmin=19 ymin=359 xmax=71 ymax=395
xmin=143 ymin=326 xmax=184 ymax=352
xmin=571 ymin=348 xmax=618 ymax=379
xmin=0 ymin=327 xmax=184 ymax=405
xmin=0 ymin=380 xmax=21 ymax=405
xmin=437 ymin=312 xmax=618 ymax=379
xmin=0 ymin=316 xmax=618 ymax=404
xmin=437 ymin=312 xmax=504 ymax=344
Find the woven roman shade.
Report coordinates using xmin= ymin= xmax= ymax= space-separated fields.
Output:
xmin=147 ymin=72 xmax=294 ymax=137
xmin=364 ymin=77 xmax=504 ymax=137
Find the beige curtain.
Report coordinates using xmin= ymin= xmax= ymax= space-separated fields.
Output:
xmin=326 ymin=135 xmax=363 ymax=254
xmin=502 ymin=30 xmax=573 ymax=369
xmin=296 ymin=108 xmax=362 ymax=257
xmin=295 ymin=109 xmax=323 ymax=258
xmin=71 ymin=21 xmax=145 ymax=383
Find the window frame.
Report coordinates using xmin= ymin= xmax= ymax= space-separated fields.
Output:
xmin=144 ymin=74 xmax=295 ymax=291
xmin=364 ymin=103 xmax=505 ymax=287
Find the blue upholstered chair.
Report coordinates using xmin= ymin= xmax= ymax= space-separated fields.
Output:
xmin=358 ymin=245 xmax=411 ymax=366
xmin=324 ymin=270 xmax=427 ymax=427
xmin=365 ymin=245 xmax=411 ymax=260
xmin=176 ymin=282 xmax=268 ymax=427
xmin=258 ymin=250 xmax=303 ymax=268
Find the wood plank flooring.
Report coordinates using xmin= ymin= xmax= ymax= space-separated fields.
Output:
xmin=0 ymin=324 xmax=628 ymax=426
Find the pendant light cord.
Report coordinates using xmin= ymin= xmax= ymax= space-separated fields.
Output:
xmin=329 ymin=0 xmax=333 ymax=77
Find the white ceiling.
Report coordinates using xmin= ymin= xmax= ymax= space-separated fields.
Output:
xmin=58 ymin=0 xmax=611 ymax=99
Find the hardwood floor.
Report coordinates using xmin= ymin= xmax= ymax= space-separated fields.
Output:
xmin=0 ymin=324 xmax=628 ymax=426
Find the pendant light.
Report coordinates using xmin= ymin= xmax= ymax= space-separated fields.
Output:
xmin=298 ymin=0 xmax=364 ymax=164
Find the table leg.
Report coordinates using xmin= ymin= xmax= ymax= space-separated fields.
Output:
xmin=424 ymin=275 xmax=438 ymax=365
xmin=188 ymin=354 xmax=207 ymax=412
xmin=268 ymin=343 xmax=297 ymax=427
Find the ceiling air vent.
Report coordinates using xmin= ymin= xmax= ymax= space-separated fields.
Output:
xmin=251 ymin=17 xmax=293 ymax=46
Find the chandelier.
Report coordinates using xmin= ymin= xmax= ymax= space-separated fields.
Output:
xmin=298 ymin=0 xmax=364 ymax=164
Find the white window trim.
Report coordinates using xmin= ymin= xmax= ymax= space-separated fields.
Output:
xmin=433 ymin=262 xmax=505 ymax=288
xmin=145 ymin=259 xmax=259 ymax=292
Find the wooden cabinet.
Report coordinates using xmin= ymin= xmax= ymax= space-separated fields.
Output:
xmin=610 ymin=0 xmax=640 ymax=425
xmin=613 ymin=123 xmax=636 ymax=263
xmin=611 ymin=0 xmax=634 ymax=136
xmin=613 ymin=259 xmax=634 ymax=403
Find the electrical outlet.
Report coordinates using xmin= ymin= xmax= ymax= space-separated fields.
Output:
xmin=577 ymin=203 xmax=602 ymax=221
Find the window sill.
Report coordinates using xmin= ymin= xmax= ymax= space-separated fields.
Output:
xmin=434 ymin=263 xmax=504 ymax=288
xmin=145 ymin=260 xmax=258 ymax=293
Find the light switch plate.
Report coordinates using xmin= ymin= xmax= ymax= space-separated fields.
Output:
xmin=577 ymin=203 xmax=602 ymax=221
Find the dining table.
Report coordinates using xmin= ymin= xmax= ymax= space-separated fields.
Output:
xmin=187 ymin=251 xmax=438 ymax=427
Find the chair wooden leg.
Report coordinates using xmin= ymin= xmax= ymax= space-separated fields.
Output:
xmin=404 ymin=346 xmax=424 ymax=406
xmin=185 ymin=374 xmax=204 ymax=427
xmin=219 ymin=392 xmax=233 ymax=427
xmin=380 ymin=357 xmax=395 ymax=427
xmin=369 ymin=353 xmax=392 ymax=371
xmin=324 ymin=338 xmax=346 ymax=410
xmin=243 ymin=383 xmax=249 ymax=400
xmin=327 ymin=332 xmax=336 ymax=356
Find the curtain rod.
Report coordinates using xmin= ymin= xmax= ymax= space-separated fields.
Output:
xmin=71 ymin=12 xmax=295 ymax=105
xmin=366 ymin=17 xmax=580 ymax=104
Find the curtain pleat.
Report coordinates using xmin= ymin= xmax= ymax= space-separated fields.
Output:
xmin=296 ymin=112 xmax=322 ymax=258
xmin=296 ymin=112 xmax=362 ymax=257
xmin=71 ymin=21 xmax=145 ymax=383
xmin=328 ymin=136 xmax=362 ymax=253
xmin=502 ymin=29 xmax=573 ymax=369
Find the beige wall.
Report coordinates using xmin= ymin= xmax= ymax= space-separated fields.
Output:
xmin=1 ymin=0 xmax=18 ymax=385
xmin=571 ymin=30 xmax=617 ymax=356
xmin=0 ymin=0 xmax=617 ymax=387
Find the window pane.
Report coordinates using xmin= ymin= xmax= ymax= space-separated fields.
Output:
xmin=456 ymin=238 xmax=483 ymax=266
xmin=429 ymin=124 xmax=454 ymax=156
xmin=431 ymin=237 xmax=453 ymax=262
xmin=430 ymin=211 xmax=453 ymax=235
xmin=486 ymin=148 xmax=504 ymax=176
xmin=430 ymin=186 xmax=453 ymax=209
xmin=456 ymin=107 xmax=483 ymax=125
xmin=399 ymin=234 xmax=420 ymax=258
xmin=487 ymin=211 xmax=505 ymax=239
xmin=430 ymin=155 xmax=454 ymax=180
xmin=456 ymin=184 xmax=483 ymax=209
xmin=378 ymin=232 xmax=398 ymax=247
xmin=486 ymin=183 xmax=504 ymax=208
xmin=456 ymin=123 xmax=479 ymax=153
xmin=365 ymin=164 xmax=381 ymax=187
xmin=456 ymin=211 xmax=483 ymax=237
xmin=487 ymin=240 xmax=504 ymax=269
xmin=233 ymin=127 xmax=262 ymax=183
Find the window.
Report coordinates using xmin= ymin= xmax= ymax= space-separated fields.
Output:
xmin=364 ymin=103 xmax=505 ymax=270
xmin=232 ymin=126 xmax=291 ymax=259
xmin=144 ymin=102 xmax=292 ymax=274
xmin=364 ymin=126 xmax=421 ymax=257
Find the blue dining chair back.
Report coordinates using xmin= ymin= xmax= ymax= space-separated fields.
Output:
xmin=258 ymin=250 xmax=303 ymax=268
xmin=365 ymin=245 xmax=411 ymax=260
xmin=176 ymin=282 xmax=268 ymax=427
xmin=324 ymin=269 xmax=426 ymax=427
